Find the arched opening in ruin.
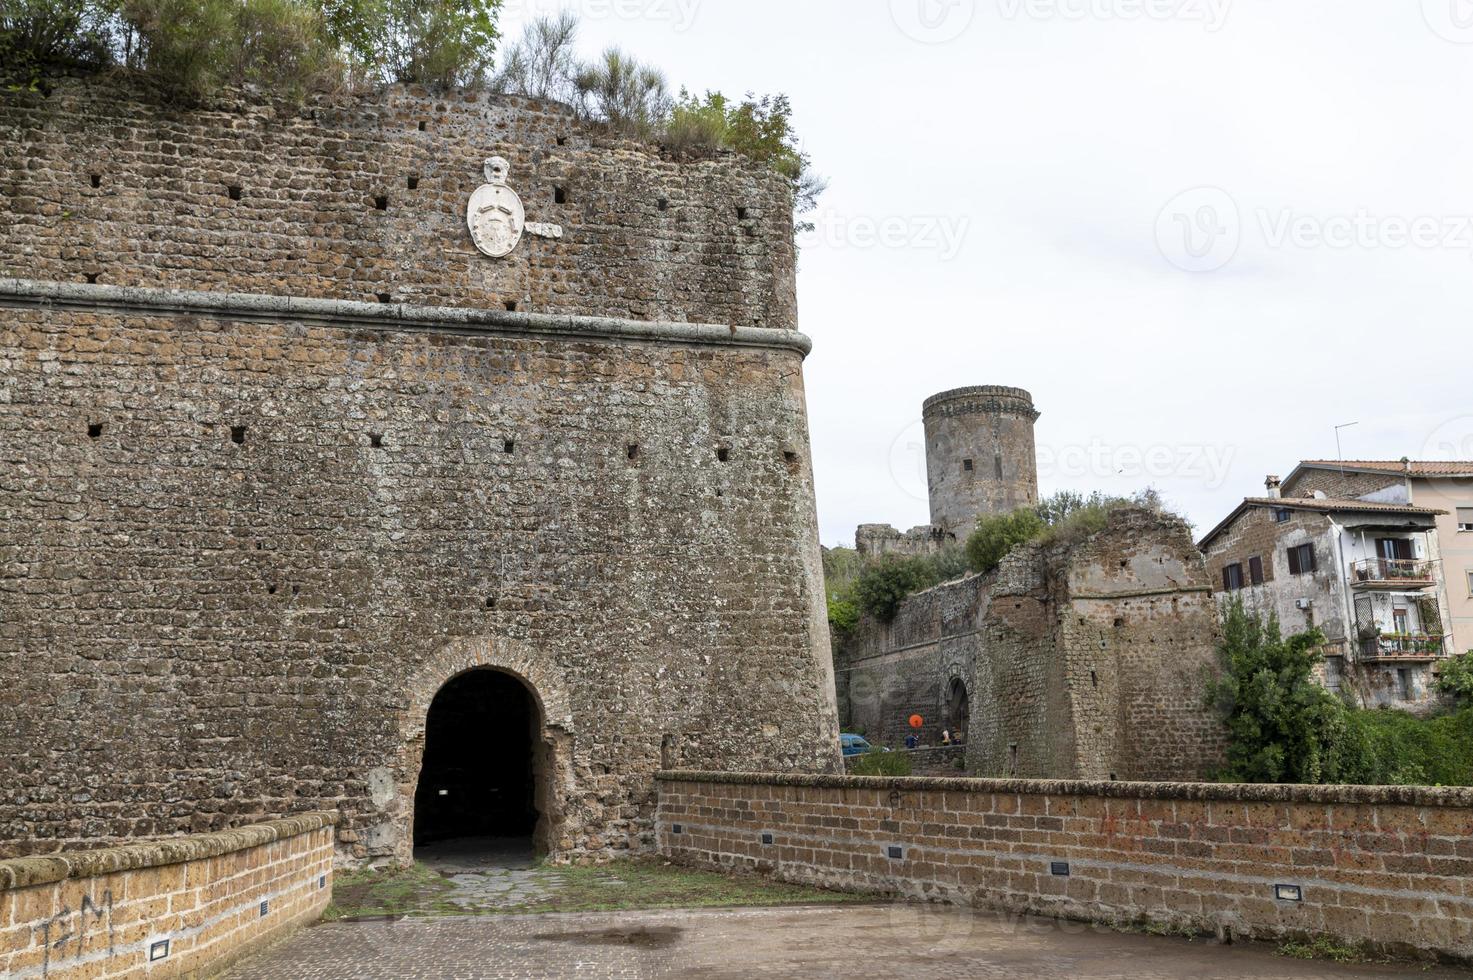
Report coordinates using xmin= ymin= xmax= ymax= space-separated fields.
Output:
xmin=413 ymin=669 xmax=545 ymax=864
xmin=946 ymin=677 xmax=970 ymax=741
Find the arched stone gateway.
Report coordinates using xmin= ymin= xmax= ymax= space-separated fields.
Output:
xmin=391 ymin=636 xmax=575 ymax=866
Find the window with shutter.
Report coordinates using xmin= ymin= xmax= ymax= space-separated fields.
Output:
xmin=1458 ymin=507 xmax=1473 ymax=532
xmin=1249 ymin=556 xmax=1264 ymax=585
xmin=1222 ymin=564 xmax=1245 ymax=591
xmin=1288 ymin=544 xmax=1316 ymax=576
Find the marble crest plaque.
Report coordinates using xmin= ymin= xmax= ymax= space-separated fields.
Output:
xmin=466 ymin=156 xmax=563 ymax=259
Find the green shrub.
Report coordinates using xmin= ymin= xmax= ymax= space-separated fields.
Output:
xmin=0 ymin=0 xmax=117 ymax=80
xmin=853 ymin=556 xmax=937 ymax=624
xmin=850 ymin=749 xmax=911 ymax=777
xmin=573 ymin=47 xmax=669 ymax=138
xmin=964 ymin=507 xmax=1045 ymax=575
xmin=118 ymin=0 xmax=344 ymax=99
xmin=963 ymin=489 xmax=1165 ymax=577
xmin=826 ymin=592 xmax=859 ymax=638
xmin=491 ymin=17 xmax=825 ymax=221
xmin=850 ymin=547 xmax=968 ymax=624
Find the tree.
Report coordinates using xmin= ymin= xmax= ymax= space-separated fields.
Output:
xmin=1205 ymin=600 xmax=1347 ymax=784
xmin=1437 ymin=651 xmax=1473 ymax=703
xmin=2 ymin=0 xmax=503 ymax=97
xmin=329 ymin=0 xmax=501 ymax=89
xmin=490 ymin=10 xmax=579 ymax=102
xmin=0 ymin=0 xmax=118 ymax=78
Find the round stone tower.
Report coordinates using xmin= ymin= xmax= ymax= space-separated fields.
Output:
xmin=923 ymin=386 xmax=1041 ymax=536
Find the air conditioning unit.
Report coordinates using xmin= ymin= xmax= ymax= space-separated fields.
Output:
xmin=1295 ymin=598 xmax=1313 ymax=611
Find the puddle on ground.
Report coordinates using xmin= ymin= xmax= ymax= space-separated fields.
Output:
xmin=533 ymin=926 xmax=684 ymax=950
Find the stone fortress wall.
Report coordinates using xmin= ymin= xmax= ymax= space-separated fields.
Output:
xmin=0 ymin=78 xmax=840 ymax=865
xmin=838 ymin=387 xmax=1226 ymax=780
xmin=842 ymin=508 xmax=1226 ymax=781
xmin=0 ymin=77 xmax=796 ymax=328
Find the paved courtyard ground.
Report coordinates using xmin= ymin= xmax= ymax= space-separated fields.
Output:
xmin=227 ymin=903 xmax=1467 ymax=980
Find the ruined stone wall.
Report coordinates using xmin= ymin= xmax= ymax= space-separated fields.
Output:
xmin=659 ymin=772 xmax=1473 ymax=964
xmin=835 ymin=509 xmax=1225 ymax=781
xmin=1201 ymin=507 xmax=1341 ymax=644
xmin=0 ymin=81 xmax=837 ymax=865
xmin=1 ymin=813 xmax=335 ymax=979
xmin=0 ymin=77 xmax=796 ymax=329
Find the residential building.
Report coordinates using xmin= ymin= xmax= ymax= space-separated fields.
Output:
xmin=1282 ymin=460 xmax=1473 ymax=655
xmin=1199 ymin=477 xmax=1452 ymax=710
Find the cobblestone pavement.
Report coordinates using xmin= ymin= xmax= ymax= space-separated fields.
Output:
xmin=225 ymin=904 xmax=1463 ymax=979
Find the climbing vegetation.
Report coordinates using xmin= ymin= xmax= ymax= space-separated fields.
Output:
xmin=1207 ymin=601 xmax=1473 ymax=786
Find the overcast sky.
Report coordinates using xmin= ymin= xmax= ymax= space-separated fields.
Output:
xmin=500 ymin=0 xmax=1473 ymax=547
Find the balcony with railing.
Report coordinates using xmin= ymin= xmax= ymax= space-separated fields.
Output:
xmin=1349 ymin=558 xmax=1438 ymax=591
xmin=1359 ymin=633 xmax=1448 ymax=662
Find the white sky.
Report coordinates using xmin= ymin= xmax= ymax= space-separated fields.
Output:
xmin=499 ymin=0 xmax=1473 ymax=547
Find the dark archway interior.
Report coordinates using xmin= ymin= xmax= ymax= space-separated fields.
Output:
xmin=947 ymin=678 xmax=970 ymax=738
xmin=414 ymin=670 xmax=540 ymax=849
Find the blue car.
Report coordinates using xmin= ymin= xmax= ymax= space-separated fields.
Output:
xmin=840 ymin=733 xmax=876 ymax=757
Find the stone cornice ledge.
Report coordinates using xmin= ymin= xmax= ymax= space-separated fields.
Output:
xmin=0 ymin=278 xmax=813 ymax=357
xmin=656 ymin=770 xmax=1473 ymax=809
xmin=0 ymin=811 xmax=338 ymax=892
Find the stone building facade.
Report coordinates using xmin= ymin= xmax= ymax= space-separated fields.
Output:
xmin=1282 ymin=460 xmax=1473 ymax=655
xmin=1200 ymin=476 xmax=1456 ymax=711
xmin=0 ymin=78 xmax=840 ymax=865
xmin=838 ymin=508 xmax=1226 ymax=780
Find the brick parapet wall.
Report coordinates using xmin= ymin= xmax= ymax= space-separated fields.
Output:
xmin=0 ymin=812 xmax=336 ymax=979
xmin=657 ymin=772 xmax=1473 ymax=962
